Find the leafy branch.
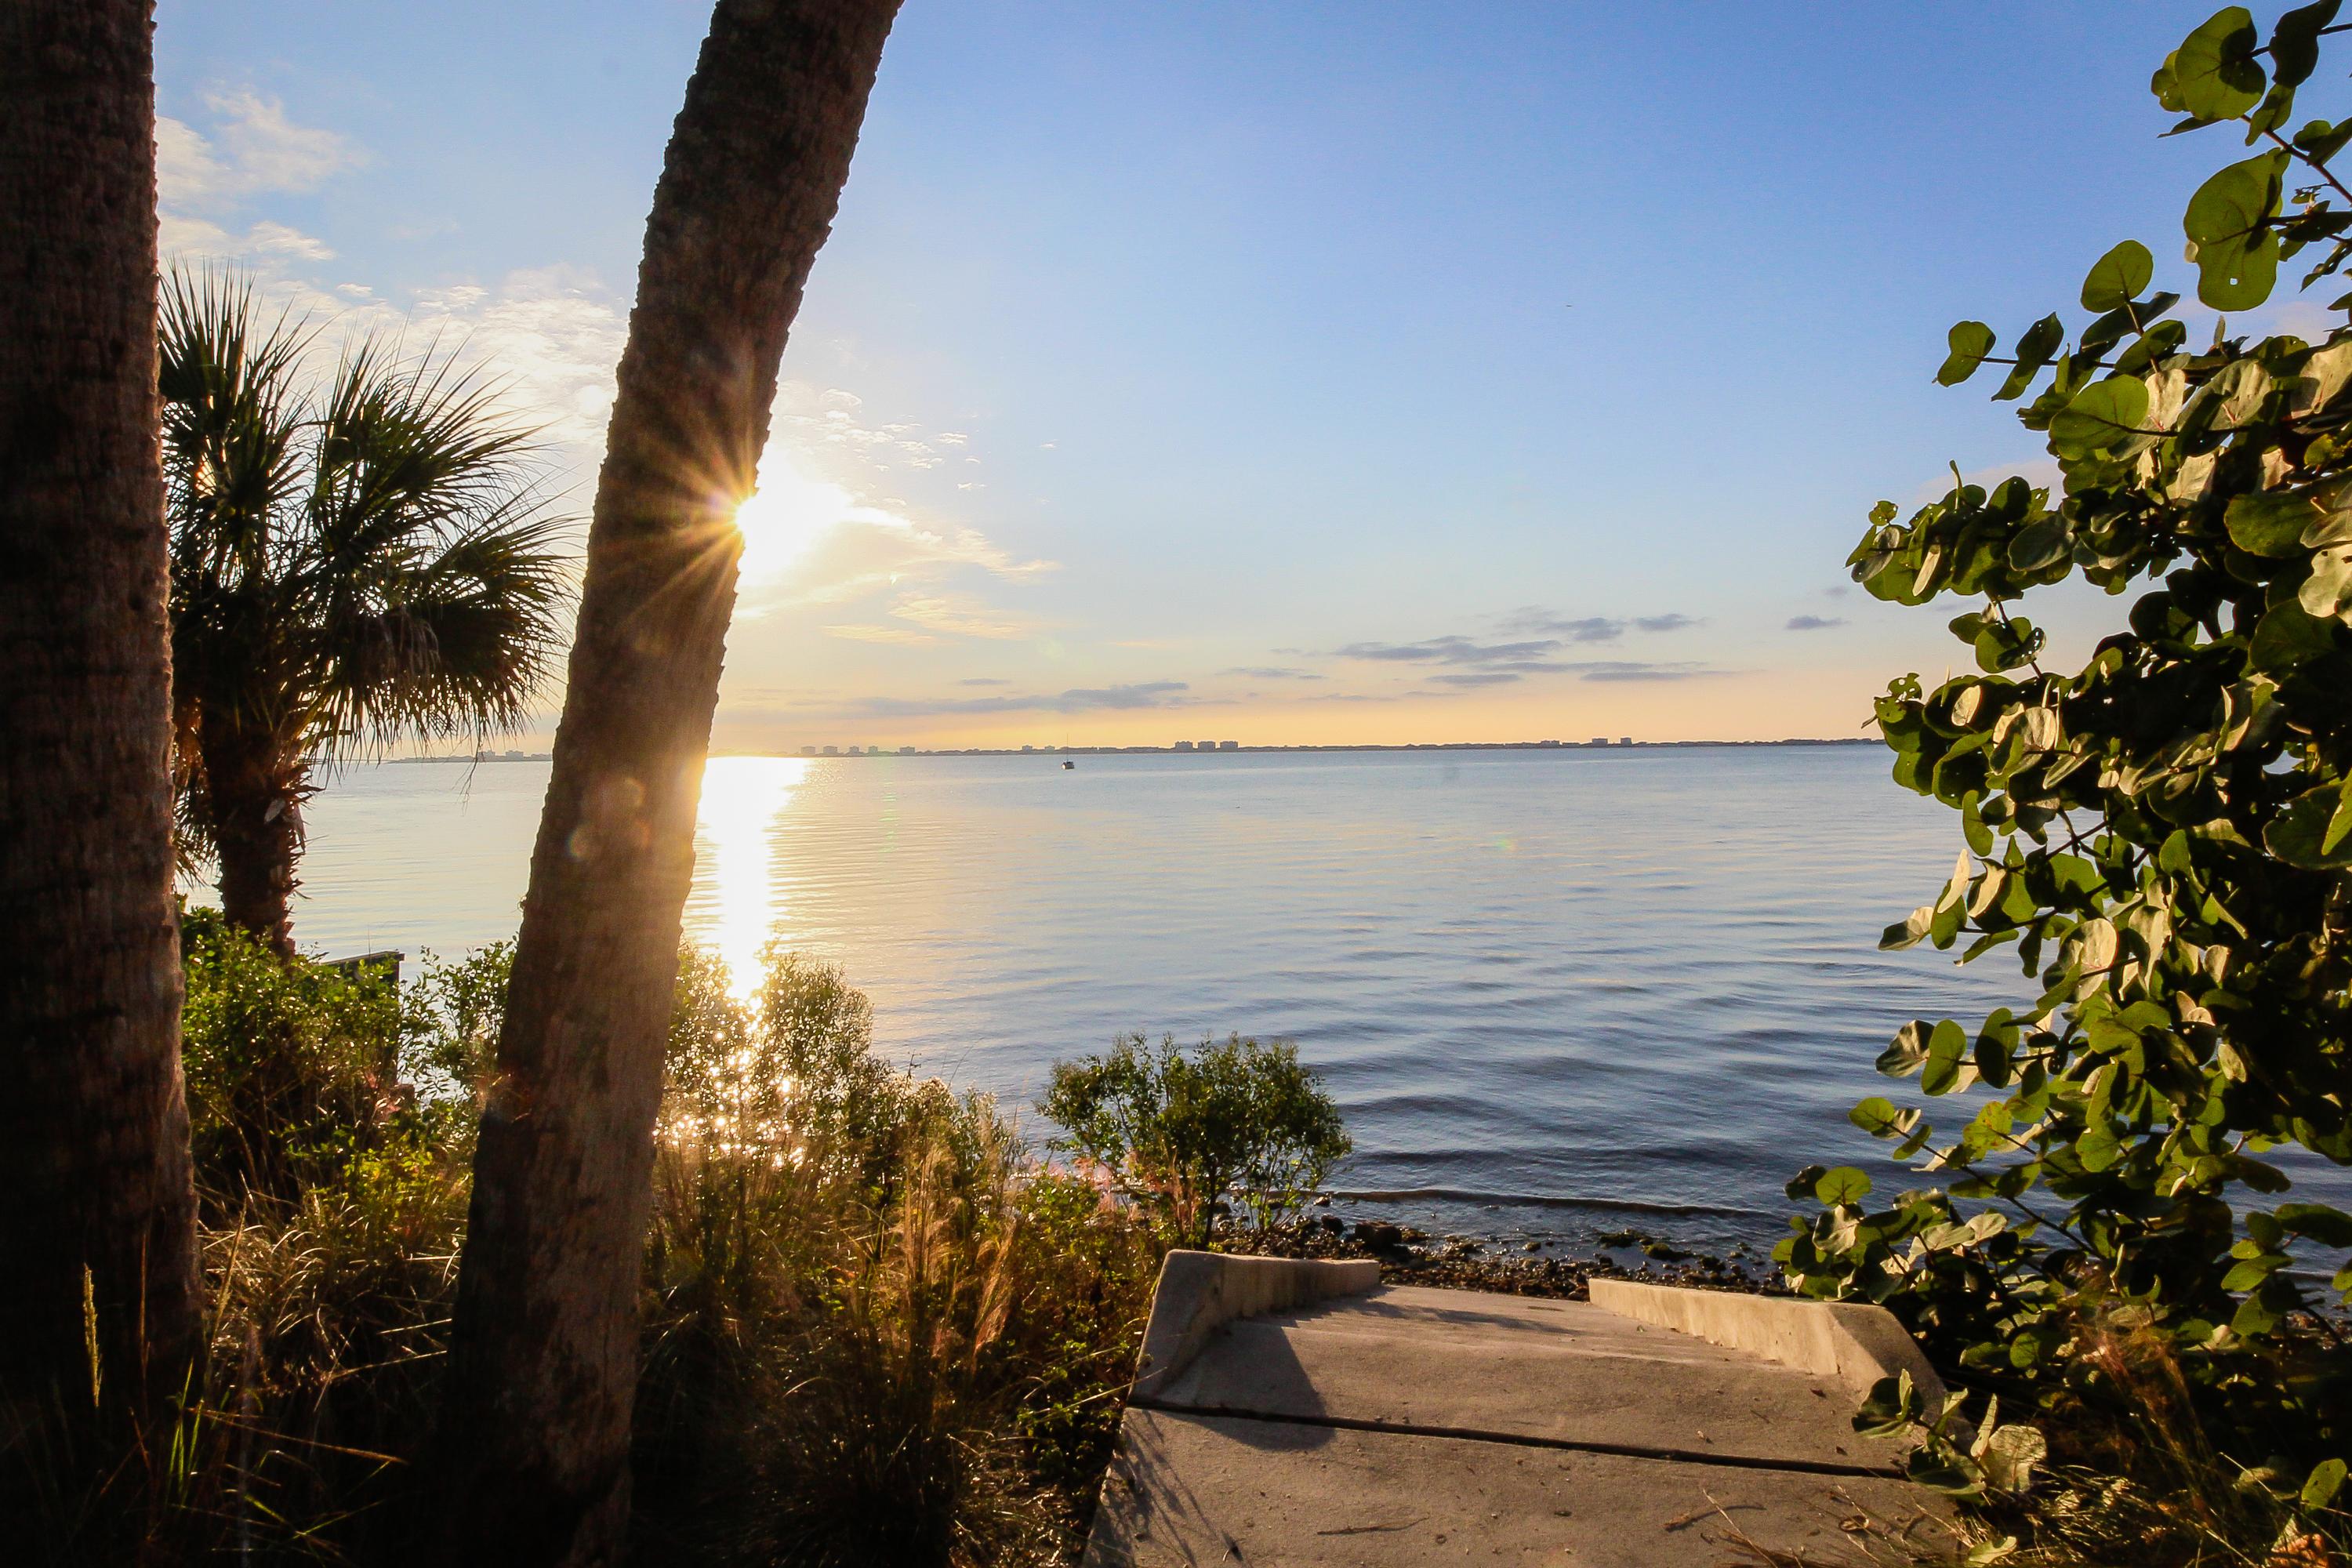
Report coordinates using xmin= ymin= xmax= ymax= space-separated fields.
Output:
xmin=1782 ymin=2 xmax=2352 ymax=1522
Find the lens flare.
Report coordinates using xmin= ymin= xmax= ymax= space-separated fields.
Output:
xmin=731 ymin=448 xmax=884 ymax=587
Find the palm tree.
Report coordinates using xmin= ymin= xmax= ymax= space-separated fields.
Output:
xmin=162 ymin=274 xmax=571 ymax=955
xmin=0 ymin=0 xmax=203 ymax=1454
xmin=444 ymin=1 xmax=901 ymax=1559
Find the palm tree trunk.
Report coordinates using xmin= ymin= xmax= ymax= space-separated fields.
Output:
xmin=202 ymin=729 xmax=303 ymax=957
xmin=443 ymin=3 xmax=900 ymax=1560
xmin=0 ymin=0 xmax=201 ymax=1446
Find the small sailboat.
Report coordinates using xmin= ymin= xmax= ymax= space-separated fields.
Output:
xmin=1062 ymin=757 xmax=1075 ymax=769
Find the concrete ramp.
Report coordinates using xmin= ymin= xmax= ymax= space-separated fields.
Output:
xmin=1084 ymin=1255 xmax=1947 ymax=1566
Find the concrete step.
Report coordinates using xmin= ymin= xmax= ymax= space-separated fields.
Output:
xmin=1156 ymin=1286 xmax=1875 ymax=1468
xmin=1085 ymin=1258 xmax=1951 ymax=1567
xmin=1091 ymin=1406 xmax=1936 ymax=1567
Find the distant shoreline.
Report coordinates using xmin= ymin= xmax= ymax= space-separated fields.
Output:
xmin=387 ymin=737 xmax=1877 ymax=764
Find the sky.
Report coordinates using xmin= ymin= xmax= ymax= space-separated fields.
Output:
xmin=150 ymin=2 xmax=2307 ymax=750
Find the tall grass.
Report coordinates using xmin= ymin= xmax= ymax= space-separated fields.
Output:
xmin=1940 ymin=1311 xmax=2352 ymax=1568
xmin=5 ymin=920 xmax=1162 ymax=1566
xmin=631 ymin=939 xmax=1160 ymax=1566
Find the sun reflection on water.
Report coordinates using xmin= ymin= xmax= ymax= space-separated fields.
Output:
xmin=691 ymin=755 xmax=811 ymax=996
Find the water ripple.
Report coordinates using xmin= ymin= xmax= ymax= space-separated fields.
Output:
xmin=264 ymin=746 xmax=2350 ymax=1254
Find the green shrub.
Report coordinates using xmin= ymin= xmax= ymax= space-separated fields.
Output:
xmin=15 ymin=913 xmax=504 ymax=1563
xmin=1041 ymin=1032 xmax=1351 ymax=1247
xmin=180 ymin=908 xmax=420 ymax=1201
xmin=33 ymin=922 xmax=1160 ymax=1565
xmin=1783 ymin=5 xmax=2352 ymax=1551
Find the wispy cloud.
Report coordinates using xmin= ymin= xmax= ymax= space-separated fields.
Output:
xmin=1336 ymin=634 xmax=1722 ymax=691
xmin=889 ymin=593 xmax=1046 ymax=641
xmin=1579 ymin=662 xmax=1712 ymax=681
xmin=1336 ymin=634 xmax=1718 ymax=688
xmin=157 ymin=89 xmax=365 ymax=267
xmin=825 ymin=623 xmax=938 ymax=645
xmin=159 ymin=89 xmax=361 ymax=206
xmin=1786 ymin=615 xmax=1846 ymax=631
xmin=156 ymin=94 xmax=629 ymax=461
xmin=1449 ymin=659 xmax=1711 ymax=687
xmin=733 ymin=396 xmax=1054 ymax=607
xmin=1221 ymin=666 xmax=1327 ymax=680
xmin=763 ymin=514 xmax=1054 ymax=605
xmin=768 ymin=383 xmax=1002 ymax=482
xmin=960 ymin=677 xmax=1010 ymax=687
xmin=1338 ymin=636 xmax=1565 ymax=669
xmin=1498 ymin=607 xmax=1701 ymax=641
xmin=851 ymin=681 xmax=1190 ymax=717
xmin=408 ymin=268 xmax=628 ymax=446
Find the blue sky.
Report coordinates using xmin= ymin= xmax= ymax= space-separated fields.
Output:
xmin=154 ymin=3 xmax=2274 ymax=748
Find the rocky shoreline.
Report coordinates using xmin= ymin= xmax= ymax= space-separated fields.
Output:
xmin=1240 ymin=1212 xmax=1779 ymax=1300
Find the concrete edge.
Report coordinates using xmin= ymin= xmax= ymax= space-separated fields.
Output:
xmin=1128 ymin=1250 xmax=1381 ymax=1403
xmin=1587 ymin=1277 xmax=1947 ymax=1407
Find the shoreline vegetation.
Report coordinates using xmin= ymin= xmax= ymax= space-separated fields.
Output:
xmin=187 ymin=920 xmax=1759 ymax=1556
xmin=69 ymin=915 xmax=1553 ymax=1563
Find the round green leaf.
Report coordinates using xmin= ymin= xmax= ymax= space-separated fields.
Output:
xmin=1936 ymin=321 xmax=1997 ymax=386
xmin=2263 ymin=784 xmax=2352 ymax=869
xmin=2171 ymin=7 xmax=2266 ymax=121
xmin=2081 ymin=240 xmax=2154 ymax=312
xmin=2184 ymin=154 xmax=2285 ymax=310
xmin=2007 ymin=517 xmax=2071 ymax=572
xmin=1849 ymin=1096 xmax=1902 ymax=1135
xmin=1814 ymin=1166 xmax=1873 ymax=1207
xmin=2049 ymin=376 xmax=2152 ymax=458
xmin=2270 ymin=1 xmax=2341 ymax=89
xmin=2076 ymin=1121 xmax=2124 ymax=1173
xmin=1921 ymin=1018 xmax=1969 ymax=1095
xmin=1994 ymin=314 xmax=2065 ymax=401
xmin=2225 ymin=492 xmax=2320 ymax=557
xmin=2298 ymin=545 xmax=2352 ymax=619
xmin=2198 ymin=233 xmax=2280 ymax=311
xmin=2302 ymin=1457 xmax=2348 ymax=1512
xmin=2278 ymin=1200 xmax=2352 ymax=1247
xmin=2249 ymin=600 xmax=2337 ymax=673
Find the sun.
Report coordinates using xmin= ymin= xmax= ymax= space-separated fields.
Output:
xmin=731 ymin=448 xmax=880 ymax=588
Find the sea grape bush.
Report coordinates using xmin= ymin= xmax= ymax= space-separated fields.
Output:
xmin=1783 ymin=2 xmax=2352 ymax=1506
xmin=1043 ymin=1032 xmax=1351 ymax=1247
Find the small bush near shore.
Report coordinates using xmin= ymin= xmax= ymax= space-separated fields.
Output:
xmin=1042 ymin=1031 xmax=1352 ymax=1247
xmin=16 ymin=920 xmax=1164 ymax=1566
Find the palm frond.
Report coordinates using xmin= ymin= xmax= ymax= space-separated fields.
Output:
xmin=160 ymin=270 xmax=575 ymax=782
xmin=316 ymin=503 xmax=575 ymax=750
xmin=161 ymin=269 xmax=318 ymax=751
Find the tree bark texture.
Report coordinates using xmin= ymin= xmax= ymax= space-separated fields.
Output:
xmin=0 ymin=0 xmax=201 ymax=1434
xmin=201 ymin=727 xmax=303 ymax=957
xmin=443 ymin=2 xmax=901 ymax=1562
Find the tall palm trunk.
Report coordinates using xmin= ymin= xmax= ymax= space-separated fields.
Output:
xmin=0 ymin=0 xmax=201 ymax=1444
xmin=201 ymin=726 xmax=303 ymax=956
xmin=444 ymin=2 xmax=900 ymax=1560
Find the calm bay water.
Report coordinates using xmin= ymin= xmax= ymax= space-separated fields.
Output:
xmin=252 ymin=745 xmax=2063 ymax=1254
